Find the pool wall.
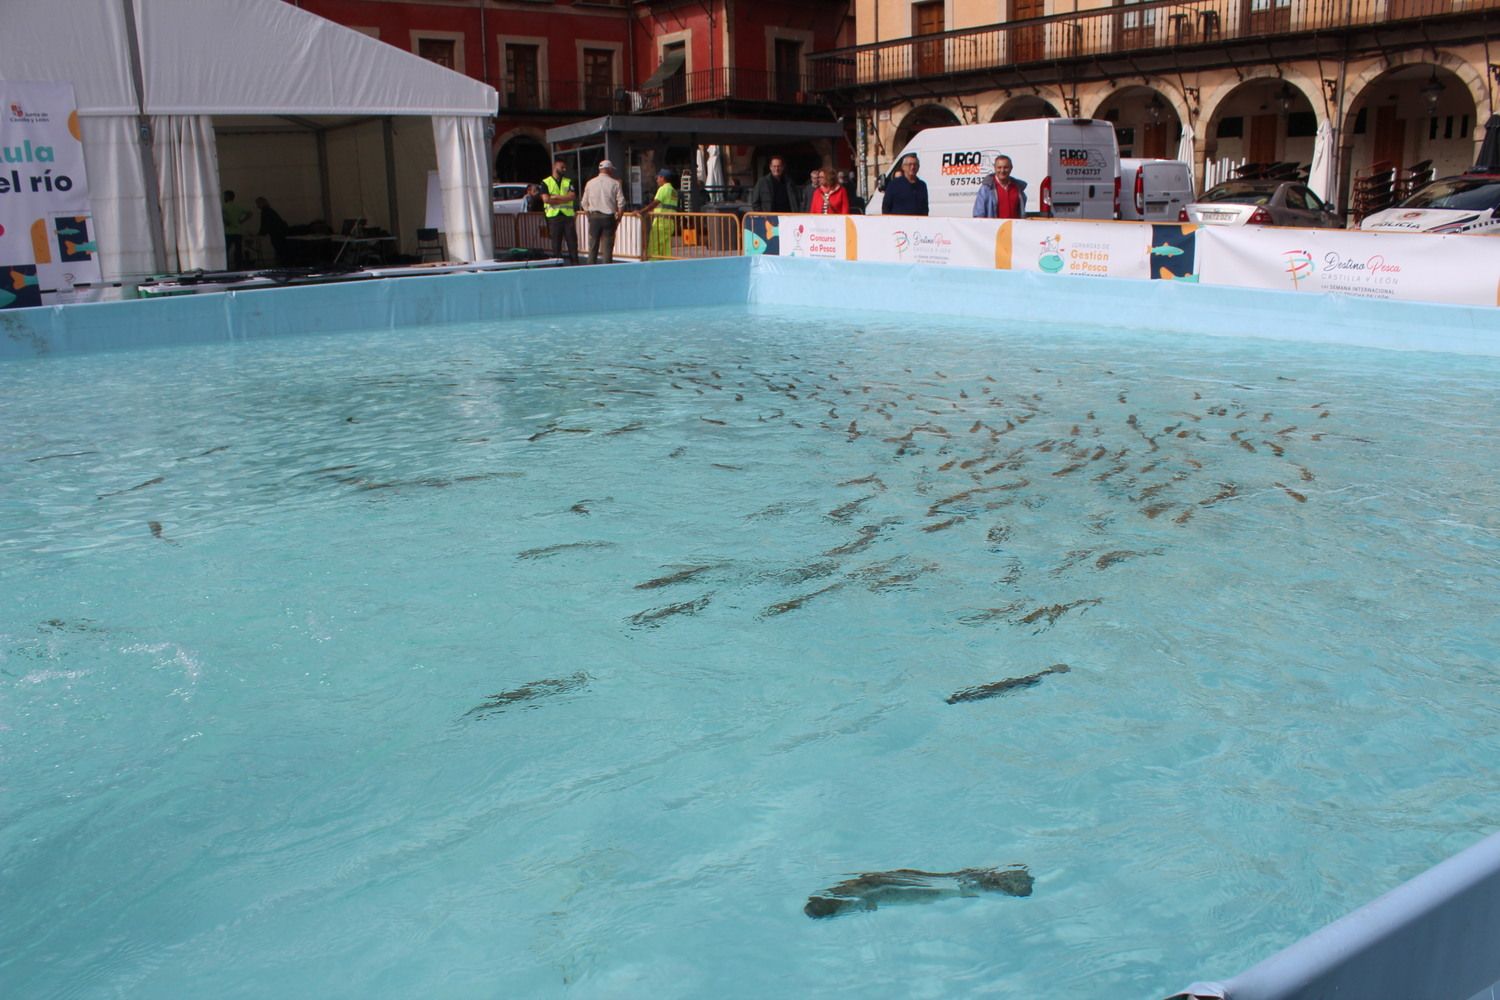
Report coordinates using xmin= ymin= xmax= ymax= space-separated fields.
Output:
xmin=3 ymin=256 xmax=1496 ymax=361
xmin=1169 ymin=828 xmax=1500 ymax=1000
xmin=0 ymin=256 xmax=748 ymax=359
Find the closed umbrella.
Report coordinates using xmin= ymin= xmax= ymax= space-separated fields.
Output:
xmin=1176 ymin=129 xmax=1193 ymax=165
xmin=1308 ymin=119 xmax=1338 ymax=204
xmin=1474 ymin=115 xmax=1500 ymax=172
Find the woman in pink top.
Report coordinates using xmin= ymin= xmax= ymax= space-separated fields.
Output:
xmin=810 ymin=171 xmax=849 ymax=214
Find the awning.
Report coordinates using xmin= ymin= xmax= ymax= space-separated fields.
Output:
xmin=640 ymin=50 xmax=686 ymax=91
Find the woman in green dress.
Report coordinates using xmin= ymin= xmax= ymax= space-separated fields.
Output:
xmin=642 ymin=168 xmax=679 ymax=260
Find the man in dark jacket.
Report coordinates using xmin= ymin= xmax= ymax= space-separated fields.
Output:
xmin=882 ymin=154 xmax=928 ymax=216
xmin=750 ymin=157 xmax=798 ymax=214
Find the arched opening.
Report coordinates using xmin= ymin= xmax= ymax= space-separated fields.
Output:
xmin=1095 ymin=86 xmax=1183 ymax=159
xmin=1343 ymin=64 xmax=1476 ymax=183
xmin=892 ymin=104 xmax=961 ymax=154
xmin=495 ymin=135 xmax=550 ymax=185
xmin=991 ymin=96 xmax=1060 ymax=122
xmin=1203 ymin=78 xmax=1317 ymax=188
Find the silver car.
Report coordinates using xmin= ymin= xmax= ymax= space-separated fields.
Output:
xmin=491 ymin=182 xmax=531 ymax=215
xmin=1181 ymin=181 xmax=1340 ymax=228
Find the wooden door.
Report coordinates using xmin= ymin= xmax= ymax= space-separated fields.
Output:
xmin=506 ymin=44 xmax=540 ymax=111
xmin=775 ymin=39 xmax=802 ymax=103
xmin=913 ymin=2 xmax=945 ymax=76
xmin=1244 ymin=0 xmax=1292 ymax=34
xmin=1012 ymin=0 xmax=1045 ymax=63
xmin=1118 ymin=0 xmax=1156 ymax=50
xmin=1373 ymin=105 xmax=1406 ymax=171
xmin=1141 ymin=122 xmax=1168 ymax=158
xmin=1391 ymin=0 xmax=1451 ymax=17
xmin=1248 ymin=113 xmax=1278 ymax=164
xmin=583 ymin=49 xmax=613 ymax=112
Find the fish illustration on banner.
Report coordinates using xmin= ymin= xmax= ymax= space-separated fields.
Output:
xmin=0 ymin=264 xmax=41 ymax=309
xmin=1149 ymin=223 xmax=1198 ymax=281
xmin=743 ymin=215 xmax=780 ymax=255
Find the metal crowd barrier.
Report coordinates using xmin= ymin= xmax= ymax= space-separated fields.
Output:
xmin=495 ymin=210 xmax=742 ymax=262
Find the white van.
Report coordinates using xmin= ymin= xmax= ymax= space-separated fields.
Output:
xmin=868 ymin=118 xmax=1119 ymax=219
xmin=1118 ymin=158 xmax=1195 ymax=222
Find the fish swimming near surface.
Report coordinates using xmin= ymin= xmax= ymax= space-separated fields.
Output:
xmin=828 ymin=496 xmax=874 ymax=522
xmin=463 ymin=671 xmax=589 ymax=719
xmin=761 ymin=582 xmax=843 ymax=618
xmin=628 ymin=593 xmax=713 ymax=628
xmin=1274 ymin=482 xmax=1308 ymax=503
xmin=516 ymin=541 xmax=617 ymax=560
xmin=947 ymin=663 xmax=1070 ymax=704
xmin=27 ymin=450 xmax=99 ymax=463
xmin=804 ymin=866 xmax=1033 ymax=918
xmin=1095 ymin=549 xmax=1159 ymax=570
xmin=1016 ymin=598 xmax=1101 ymax=631
xmin=97 ymin=475 xmax=164 ymax=500
xmin=635 ymin=566 xmax=715 ymax=592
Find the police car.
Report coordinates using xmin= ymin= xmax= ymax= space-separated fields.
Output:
xmin=1358 ymin=173 xmax=1500 ymax=235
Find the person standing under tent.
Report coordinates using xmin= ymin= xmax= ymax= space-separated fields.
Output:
xmin=579 ymin=160 xmax=626 ymax=265
xmin=222 ymin=190 xmax=251 ymax=269
xmin=641 ymin=168 xmax=679 ymax=260
xmin=255 ymin=197 xmax=290 ymax=265
xmin=541 ymin=159 xmax=578 ymax=264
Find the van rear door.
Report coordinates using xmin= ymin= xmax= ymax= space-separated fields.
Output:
xmin=1045 ymin=123 xmax=1117 ymax=219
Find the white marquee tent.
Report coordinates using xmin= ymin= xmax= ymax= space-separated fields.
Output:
xmin=0 ymin=0 xmax=498 ymax=280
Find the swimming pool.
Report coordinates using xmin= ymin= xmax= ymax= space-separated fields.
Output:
xmin=3 ymin=267 xmax=1499 ymax=997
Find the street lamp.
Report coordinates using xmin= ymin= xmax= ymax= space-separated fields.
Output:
xmin=1421 ymin=71 xmax=1445 ymax=115
xmin=1147 ymin=95 xmax=1165 ymax=124
xmin=1277 ymin=83 xmax=1295 ymax=113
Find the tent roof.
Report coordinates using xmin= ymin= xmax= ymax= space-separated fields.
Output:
xmin=0 ymin=0 xmax=497 ymax=118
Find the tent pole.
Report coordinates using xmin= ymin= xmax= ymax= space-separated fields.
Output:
xmin=121 ymin=0 xmax=168 ymax=275
xmin=316 ymin=129 xmax=332 ymax=225
xmin=382 ymin=117 xmax=400 ymax=248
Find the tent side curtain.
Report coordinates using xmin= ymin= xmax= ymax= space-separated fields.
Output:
xmin=79 ymin=116 xmax=157 ymax=281
xmin=154 ymin=115 xmax=225 ymax=272
xmin=433 ymin=116 xmax=493 ymax=263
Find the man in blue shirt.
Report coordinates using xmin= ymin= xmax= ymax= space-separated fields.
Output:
xmin=882 ymin=154 xmax=929 ymax=216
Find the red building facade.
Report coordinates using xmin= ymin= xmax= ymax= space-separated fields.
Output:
xmin=287 ymin=0 xmax=851 ymax=186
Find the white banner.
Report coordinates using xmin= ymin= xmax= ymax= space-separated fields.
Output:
xmin=1007 ymin=219 xmax=1152 ymax=280
xmin=1196 ymin=225 xmax=1500 ymax=306
xmin=847 ymin=213 xmax=1002 ymax=268
xmin=0 ymin=81 xmax=101 ymax=307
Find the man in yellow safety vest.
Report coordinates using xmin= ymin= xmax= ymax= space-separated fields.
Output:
xmin=542 ymin=158 xmax=578 ymax=265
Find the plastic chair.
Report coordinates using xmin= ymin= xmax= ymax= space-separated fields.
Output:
xmin=416 ymin=228 xmax=445 ymax=262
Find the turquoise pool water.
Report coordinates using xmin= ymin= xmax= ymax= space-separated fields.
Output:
xmin=3 ymin=305 xmax=1499 ymax=997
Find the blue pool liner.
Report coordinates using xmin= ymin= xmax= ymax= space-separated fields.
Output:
xmin=2 ymin=256 xmax=1496 ymax=360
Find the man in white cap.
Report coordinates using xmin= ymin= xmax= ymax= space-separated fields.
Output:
xmin=579 ymin=159 xmax=626 ymax=265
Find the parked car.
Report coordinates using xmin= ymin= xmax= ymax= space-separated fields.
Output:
xmin=1119 ymin=157 xmax=1195 ymax=222
xmin=1180 ymin=180 xmax=1340 ymax=228
xmin=492 ymin=183 xmax=530 ymax=214
xmin=1357 ymin=174 xmax=1500 ymax=234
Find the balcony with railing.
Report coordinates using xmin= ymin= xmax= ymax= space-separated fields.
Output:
xmin=629 ymin=67 xmax=847 ymax=112
xmin=808 ymin=0 xmax=1486 ymax=89
xmin=503 ymin=79 xmax=619 ymax=114
xmin=503 ymin=68 xmax=845 ymax=115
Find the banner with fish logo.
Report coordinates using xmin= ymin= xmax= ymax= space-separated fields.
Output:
xmin=1005 ymin=219 xmax=1162 ymax=280
xmin=742 ymin=213 xmax=852 ymax=260
xmin=0 ymin=81 xmax=100 ymax=308
xmin=1196 ymin=225 xmax=1499 ymax=306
